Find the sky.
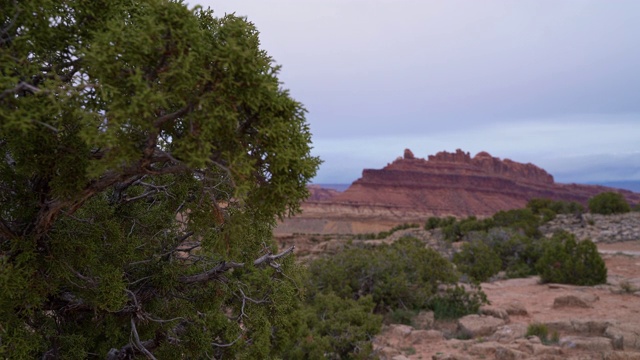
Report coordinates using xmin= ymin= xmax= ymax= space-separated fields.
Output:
xmin=195 ymin=1 xmax=640 ymax=185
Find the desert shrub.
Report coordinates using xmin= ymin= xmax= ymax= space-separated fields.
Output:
xmin=308 ymin=237 xmax=488 ymax=320
xmin=526 ymin=323 xmax=549 ymax=342
xmin=492 ymin=208 xmax=541 ymax=237
xmin=536 ymin=231 xmax=607 ymax=285
xmin=481 ymin=229 xmax=545 ymax=278
xmin=425 ymin=217 xmax=441 ymax=230
xmin=588 ymin=192 xmax=631 ymax=215
xmin=452 ymin=240 xmax=502 ymax=282
xmin=441 ymin=216 xmax=494 ymax=242
xmin=425 ymin=216 xmax=457 ymax=230
xmin=387 ymin=308 xmax=420 ymax=325
xmin=308 ymin=237 xmax=459 ymax=312
xmin=538 ymin=208 xmax=557 ymax=223
xmin=428 ymin=284 xmax=489 ymax=319
xmin=527 ymin=198 xmax=584 ymax=217
xmin=285 ymin=293 xmax=382 ymax=360
xmin=552 ymin=201 xmax=585 ymax=215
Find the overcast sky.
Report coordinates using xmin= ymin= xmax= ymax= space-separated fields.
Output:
xmin=196 ymin=1 xmax=640 ymax=185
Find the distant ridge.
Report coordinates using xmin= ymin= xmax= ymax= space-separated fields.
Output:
xmin=286 ymin=149 xmax=640 ymax=234
xmin=588 ymin=181 xmax=640 ymax=193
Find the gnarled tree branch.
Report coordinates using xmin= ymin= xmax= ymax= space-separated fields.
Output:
xmin=178 ymin=246 xmax=296 ymax=284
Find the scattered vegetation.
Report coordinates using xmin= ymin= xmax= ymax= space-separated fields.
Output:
xmin=526 ymin=323 xmax=550 ymax=342
xmin=307 ymin=237 xmax=488 ymax=319
xmin=425 ymin=199 xmax=607 ymax=286
xmin=526 ymin=322 xmax=559 ymax=345
xmin=588 ymin=192 xmax=631 ymax=215
xmin=353 ymin=223 xmax=421 ymax=240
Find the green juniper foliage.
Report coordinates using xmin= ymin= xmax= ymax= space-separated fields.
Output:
xmin=536 ymin=231 xmax=607 ymax=286
xmin=588 ymin=192 xmax=631 ymax=215
xmin=307 ymin=237 xmax=488 ymax=322
xmin=0 ymin=0 xmax=320 ymax=358
xmin=452 ymin=240 xmax=501 ymax=283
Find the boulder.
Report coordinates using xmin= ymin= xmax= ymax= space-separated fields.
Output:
xmin=376 ymin=346 xmax=400 ymax=359
xmin=468 ymin=342 xmax=499 ymax=357
xmin=413 ymin=310 xmax=435 ymax=329
xmin=605 ymin=323 xmax=640 ymax=350
xmin=570 ymin=320 xmax=611 ymax=336
xmin=490 ymin=324 xmax=528 ymax=343
xmin=480 ymin=305 xmax=510 ymax=321
xmin=503 ymin=300 xmax=528 ymax=316
xmin=604 ymin=352 xmax=640 ymax=360
xmin=389 ymin=324 xmax=413 ymax=338
xmin=458 ymin=315 xmax=506 ymax=338
xmin=560 ymin=336 xmax=613 ymax=352
xmin=376 ymin=324 xmax=414 ymax=348
xmin=553 ymin=293 xmax=599 ymax=308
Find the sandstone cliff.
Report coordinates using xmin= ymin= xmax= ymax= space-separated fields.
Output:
xmin=277 ymin=149 xmax=640 ymax=234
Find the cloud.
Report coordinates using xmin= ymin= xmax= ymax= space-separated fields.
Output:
xmin=195 ymin=1 xmax=640 ymax=184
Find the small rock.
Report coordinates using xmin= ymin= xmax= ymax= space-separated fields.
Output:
xmin=480 ymin=305 xmax=510 ymax=321
xmin=389 ymin=324 xmax=414 ymax=338
xmin=527 ymin=335 xmax=542 ymax=344
xmin=503 ymin=300 xmax=528 ymax=316
xmin=392 ymin=355 xmax=410 ymax=360
xmin=458 ymin=315 xmax=506 ymax=338
xmin=553 ymin=293 xmax=599 ymax=308
xmin=468 ymin=342 xmax=499 ymax=356
xmin=490 ymin=324 xmax=528 ymax=343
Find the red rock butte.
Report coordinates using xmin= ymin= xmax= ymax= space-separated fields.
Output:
xmin=276 ymin=149 xmax=640 ymax=234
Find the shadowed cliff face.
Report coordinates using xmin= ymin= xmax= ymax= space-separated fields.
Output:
xmin=281 ymin=149 xmax=640 ymax=234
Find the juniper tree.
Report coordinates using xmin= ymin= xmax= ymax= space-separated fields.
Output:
xmin=0 ymin=0 xmax=320 ymax=358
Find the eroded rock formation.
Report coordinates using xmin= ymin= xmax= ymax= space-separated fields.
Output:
xmin=278 ymin=149 xmax=640 ymax=234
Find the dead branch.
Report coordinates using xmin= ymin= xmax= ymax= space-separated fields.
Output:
xmin=212 ymin=333 xmax=242 ymax=348
xmin=178 ymin=246 xmax=296 ymax=284
xmin=253 ymin=246 xmax=295 ymax=268
xmin=130 ymin=318 xmax=157 ymax=360
xmin=237 ymin=288 xmax=268 ymax=320
xmin=178 ymin=261 xmax=244 ymax=284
